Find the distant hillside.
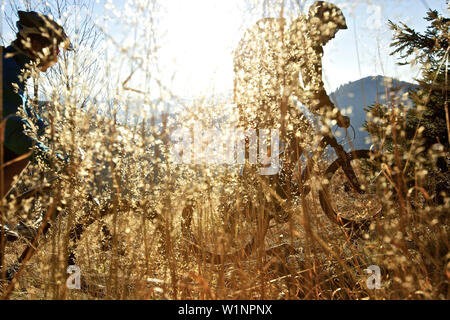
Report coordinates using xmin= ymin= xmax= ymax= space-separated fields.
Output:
xmin=330 ymin=75 xmax=417 ymax=150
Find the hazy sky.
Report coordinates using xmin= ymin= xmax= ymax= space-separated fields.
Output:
xmin=1 ymin=0 xmax=448 ymax=101
xmin=155 ymin=0 xmax=448 ymax=98
xmin=323 ymin=0 xmax=448 ymax=89
xmin=152 ymin=0 xmax=448 ymax=99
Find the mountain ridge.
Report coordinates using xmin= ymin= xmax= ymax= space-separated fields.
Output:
xmin=330 ymin=75 xmax=417 ymax=149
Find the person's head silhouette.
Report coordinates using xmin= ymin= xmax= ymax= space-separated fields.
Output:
xmin=308 ymin=1 xmax=347 ymax=45
xmin=14 ymin=11 xmax=73 ymax=71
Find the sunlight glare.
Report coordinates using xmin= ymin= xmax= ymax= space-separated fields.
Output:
xmin=159 ymin=0 xmax=243 ymax=100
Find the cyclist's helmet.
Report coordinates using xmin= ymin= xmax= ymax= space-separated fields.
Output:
xmin=16 ymin=11 xmax=73 ymax=50
xmin=308 ymin=1 xmax=347 ymax=30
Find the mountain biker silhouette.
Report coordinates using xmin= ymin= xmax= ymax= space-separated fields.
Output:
xmin=1 ymin=11 xmax=73 ymax=198
xmin=182 ymin=2 xmax=384 ymax=265
xmin=232 ymin=1 xmax=350 ymax=216
xmin=234 ymin=1 xmax=349 ymax=141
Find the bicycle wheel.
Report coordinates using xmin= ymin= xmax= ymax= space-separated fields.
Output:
xmin=319 ymin=149 xmax=384 ymax=231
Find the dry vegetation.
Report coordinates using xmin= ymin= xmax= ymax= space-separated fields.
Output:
xmin=0 ymin=0 xmax=448 ymax=300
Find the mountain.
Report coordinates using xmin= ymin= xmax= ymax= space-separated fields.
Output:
xmin=330 ymin=75 xmax=417 ymax=150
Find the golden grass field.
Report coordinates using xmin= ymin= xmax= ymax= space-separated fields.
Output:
xmin=0 ymin=0 xmax=448 ymax=300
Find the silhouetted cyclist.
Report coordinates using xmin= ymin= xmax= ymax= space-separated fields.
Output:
xmin=1 ymin=11 xmax=73 ymax=198
xmin=233 ymin=1 xmax=350 ymax=213
xmin=234 ymin=1 xmax=349 ymax=136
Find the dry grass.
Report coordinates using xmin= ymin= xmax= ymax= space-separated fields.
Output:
xmin=0 ymin=0 xmax=448 ymax=300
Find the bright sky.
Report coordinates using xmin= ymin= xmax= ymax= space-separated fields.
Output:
xmin=154 ymin=0 xmax=448 ymax=99
xmin=2 ymin=0 xmax=448 ymax=102
xmin=323 ymin=0 xmax=449 ymax=90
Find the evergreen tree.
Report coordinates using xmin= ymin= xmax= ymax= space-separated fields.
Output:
xmin=388 ymin=9 xmax=449 ymax=149
xmin=364 ymin=8 xmax=449 ymax=204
